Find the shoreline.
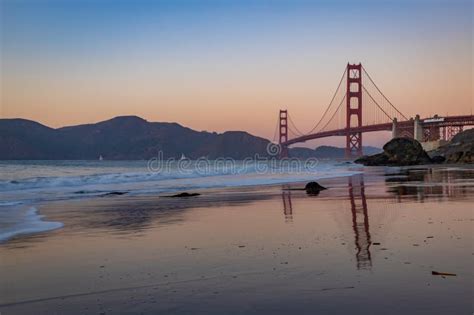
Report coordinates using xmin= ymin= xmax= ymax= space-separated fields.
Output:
xmin=1 ymin=163 xmax=473 ymax=244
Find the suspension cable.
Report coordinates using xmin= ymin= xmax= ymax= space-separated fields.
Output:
xmin=306 ymin=65 xmax=348 ymax=135
xmin=320 ymin=95 xmax=346 ymax=132
xmin=361 ymin=66 xmax=408 ymax=120
xmin=287 ymin=113 xmax=305 ymax=136
xmin=362 ymin=85 xmax=393 ymax=121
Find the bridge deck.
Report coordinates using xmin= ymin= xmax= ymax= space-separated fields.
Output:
xmin=282 ymin=115 xmax=474 ymax=146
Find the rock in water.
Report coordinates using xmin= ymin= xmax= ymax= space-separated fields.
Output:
xmin=101 ymin=191 xmax=128 ymax=197
xmin=383 ymin=138 xmax=432 ymax=165
xmin=355 ymin=138 xmax=432 ymax=166
xmin=305 ymin=182 xmax=327 ymax=195
xmin=167 ymin=192 xmax=201 ymax=198
xmin=354 ymin=152 xmax=389 ymax=166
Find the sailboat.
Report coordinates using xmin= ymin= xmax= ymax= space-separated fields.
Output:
xmin=99 ymin=155 xmax=103 ymax=161
xmin=179 ymin=153 xmax=186 ymax=160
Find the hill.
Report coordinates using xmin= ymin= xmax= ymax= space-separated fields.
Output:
xmin=0 ymin=116 xmax=382 ymax=160
xmin=0 ymin=116 xmax=270 ymax=160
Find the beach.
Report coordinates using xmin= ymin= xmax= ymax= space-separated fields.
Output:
xmin=0 ymin=165 xmax=473 ymax=314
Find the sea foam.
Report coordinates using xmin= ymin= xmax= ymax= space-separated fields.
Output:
xmin=0 ymin=207 xmax=63 ymax=242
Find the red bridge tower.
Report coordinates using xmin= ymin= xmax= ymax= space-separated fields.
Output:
xmin=346 ymin=63 xmax=363 ymax=158
xmin=279 ymin=109 xmax=289 ymax=158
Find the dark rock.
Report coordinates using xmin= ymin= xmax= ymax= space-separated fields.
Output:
xmin=431 ymin=155 xmax=445 ymax=164
xmin=430 ymin=129 xmax=474 ymax=164
xmin=431 ymin=271 xmax=457 ymax=276
xmin=305 ymin=182 xmax=327 ymax=195
xmin=166 ymin=192 xmax=201 ymax=198
xmin=383 ymin=138 xmax=432 ymax=165
xmin=355 ymin=138 xmax=432 ymax=166
xmin=354 ymin=153 xmax=389 ymax=166
xmin=100 ymin=191 xmax=127 ymax=197
xmin=75 ymin=190 xmax=102 ymax=194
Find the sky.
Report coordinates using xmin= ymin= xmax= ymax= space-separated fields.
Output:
xmin=1 ymin=0 xmax=472 ymax=147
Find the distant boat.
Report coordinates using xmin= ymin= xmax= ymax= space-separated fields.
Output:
xmin=99 ymin=155 xmax=103 ymax=161
xmin=179 ymin=154 xmax=186 ymax=160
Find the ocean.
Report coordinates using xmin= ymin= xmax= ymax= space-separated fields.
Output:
xmin=0 ymin=160 xmax=361 ymax=242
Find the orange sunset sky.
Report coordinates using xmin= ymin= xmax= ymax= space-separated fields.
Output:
xmin=1 ymin=0 xmax=472 ymax=147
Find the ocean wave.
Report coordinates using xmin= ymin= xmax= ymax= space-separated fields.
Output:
xmin=0 ymin=161 xmax=348 ymax=192
xmin=0 ymin=207 xmax=63 ymax=242
xmin=0 ymin=201 xmax=25 ymax=207
xmin=0 ymin=170 xmax=209 ymax=192
xmin=0 ymin=161 xmax=362 ymax=212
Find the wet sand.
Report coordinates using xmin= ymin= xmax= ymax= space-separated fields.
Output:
xmin=0 ymin=166 xmax=473 ymax=314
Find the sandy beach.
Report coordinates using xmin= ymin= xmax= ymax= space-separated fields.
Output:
xmin=0 ymin=166 xmax=473 ymax=314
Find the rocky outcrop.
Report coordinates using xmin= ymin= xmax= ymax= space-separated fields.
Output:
xmin=430 ymin=129 xmax=474 ymax=164
xmin=355 ymin=138 xmax=432 ymax=166
xmin=354 ymin=152 xmax=389 ymax=166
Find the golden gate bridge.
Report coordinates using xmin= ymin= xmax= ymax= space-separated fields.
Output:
xmin=275 ymin=63 xmax=474 ymax=158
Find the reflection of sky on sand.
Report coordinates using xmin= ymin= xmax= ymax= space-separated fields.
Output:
xmin=282 ymin=168 xmax=474 ymax=272
xmin=0 ymin=167 xmax=473 ymax=314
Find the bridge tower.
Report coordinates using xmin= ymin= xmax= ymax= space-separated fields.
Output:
xmin=346 ymin=63 xmax=363 ymax=158
xmin=279 ymin=109 xmax=289 ymax=158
